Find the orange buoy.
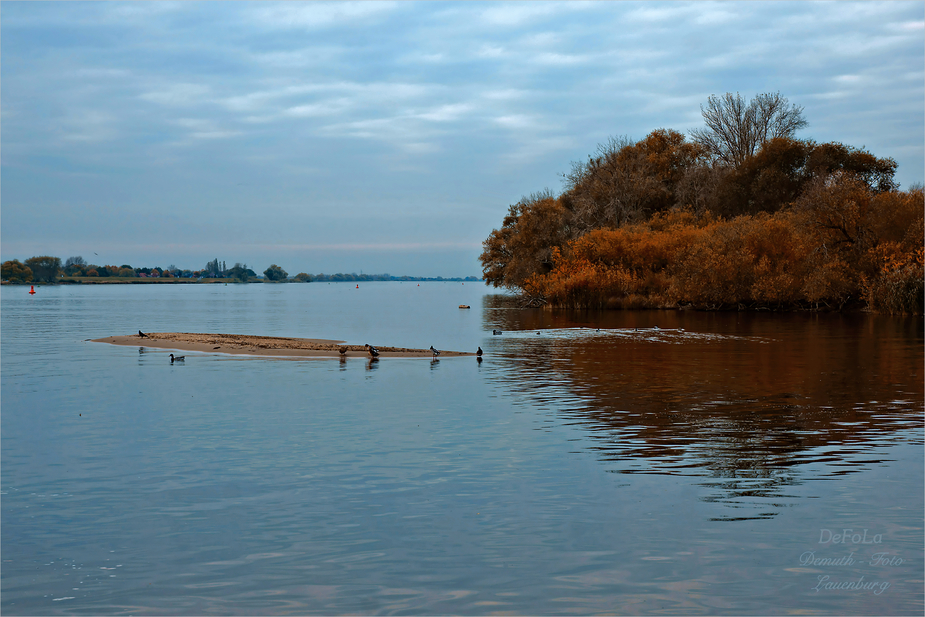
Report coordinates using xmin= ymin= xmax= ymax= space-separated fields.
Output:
xmin=356 ymin=284 xmax=359 ymax=289
xmin=29 ymin=285 xmax=35 ymax=295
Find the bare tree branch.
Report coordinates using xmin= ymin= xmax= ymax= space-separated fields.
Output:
xmin=691 ymin=92 xmax=807 ymax=168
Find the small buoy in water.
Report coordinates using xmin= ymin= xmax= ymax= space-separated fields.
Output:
xmin=356 ymin=284 xmax=359 ymax=289
xmin=29 ymin=285 xmax=35 ymax=295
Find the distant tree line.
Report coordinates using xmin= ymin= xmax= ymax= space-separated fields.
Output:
xmin=1 ymin=257 xmax=257 ymax=283
xmin=296 ymin=273 xmax=480 ymax=282
xmin=2 ymin=257 xmax=481 ymax=285
xmin=480 ymin=92 xmax=923 ymax=314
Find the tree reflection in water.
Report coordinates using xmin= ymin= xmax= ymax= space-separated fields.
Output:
xmin=480 ymin=294 xmax=924 ymax=520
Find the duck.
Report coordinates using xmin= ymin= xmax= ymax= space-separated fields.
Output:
xmin=169 ymin=354 xmax=185 ymax=362
xmin=430 ymin=346 xmax=441 ymax=359
xmin=365 ymin=344 xmax=379 ymax=358
xmin=476 ymin=346 xmax=483 ymax=357
xmin=492 ymin=329 xmax=502 ymax=335
xmin=138 ymin=330 xmax=148 ymax=338
xmin=339 ymin=346 xmax=348 ymax=357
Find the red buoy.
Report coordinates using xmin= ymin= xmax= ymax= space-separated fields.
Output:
xmin=29 ymin=285 xmax=35 ymax=295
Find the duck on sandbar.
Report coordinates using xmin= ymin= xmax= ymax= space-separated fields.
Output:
xmin=138 ymin=330 xmax=148 ymax=338
xmin=477 ymin=347 xmax=483 ymax=356
xmin=430 ymin=346 xmax=441 ymax=359
xmin=365 ymin=344 xmax=379 ymax=358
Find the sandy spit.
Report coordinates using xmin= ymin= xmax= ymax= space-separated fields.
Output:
xmin=92 ymin=332 xmax=475 ymax=358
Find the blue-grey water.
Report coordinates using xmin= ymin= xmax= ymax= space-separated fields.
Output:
xmin=2 ymin=282 xmax=922 ymax=615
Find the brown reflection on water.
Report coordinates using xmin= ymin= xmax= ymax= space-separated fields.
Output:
xmin=482 ymin=296 xmax=923 ymax=518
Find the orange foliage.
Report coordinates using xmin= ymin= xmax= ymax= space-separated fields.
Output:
xmin=530 ymin=184 xmax=923 ymax=313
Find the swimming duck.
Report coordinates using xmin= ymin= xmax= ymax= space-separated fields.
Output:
xmin=169 ymin=354 xmax=185 ymax=362
xmin=492 ymin=329 xmax=502 ymax=335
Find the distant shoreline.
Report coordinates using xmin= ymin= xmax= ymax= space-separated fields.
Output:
xmin=2 ymin=277 xmax=480 ymax=285
xmin=93 ymin=332 xmax=475 ymax=359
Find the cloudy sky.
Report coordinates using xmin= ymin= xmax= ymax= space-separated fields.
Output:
xmin=2 ymin=1 xmax=922 ymax=277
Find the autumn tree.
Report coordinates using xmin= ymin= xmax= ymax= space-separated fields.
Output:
xmin=563 ymin=130 xmax=707 ymax=232
xmin=293 ymin=272 xmax=313 ymax=282
xmin=790 ymin=174 xmax=883 ymax=308
xmin=684 ymin=137 xmax=898 ymax=218
xmin=263 ymin=264 xmax=288 ymax=281
xmin=1 ymin=260 xmax=34 ymax=283
xmin=805 ymin=141 xmax=898 ymax=193
xmin=480 ymin=191 xmax=575 ymax=289
xmin=24 ymin=256 xmax=62 ymax=282
xmin=861 ymin=186 xmax=924 ymax=314
xmin=691 ymin=92 xmax=807 ymax=168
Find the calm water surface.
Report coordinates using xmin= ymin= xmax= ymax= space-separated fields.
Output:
xmin=2 ymin=283 xmax=922 ymax=615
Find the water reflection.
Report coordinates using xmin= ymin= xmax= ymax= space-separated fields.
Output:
xmin=481 ymin=295 xmax=924 ymax=519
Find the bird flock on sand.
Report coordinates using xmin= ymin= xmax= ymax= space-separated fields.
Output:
xmin=160 ymin=340 xmax=485 ymax=363
xmin=148 ymin=323 xmax=675 ymax=364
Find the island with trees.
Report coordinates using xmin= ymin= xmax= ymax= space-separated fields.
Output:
xmin=479 ymin=92 xmax=923 ymax=314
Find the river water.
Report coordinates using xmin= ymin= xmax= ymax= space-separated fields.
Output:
xmin=2 ymin=282 xmax=922 ymax=615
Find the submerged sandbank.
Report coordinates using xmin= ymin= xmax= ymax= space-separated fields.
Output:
xmin=93 ymin=332 xmax=474 ymax=358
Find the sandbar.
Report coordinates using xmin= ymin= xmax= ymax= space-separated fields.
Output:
xmin=93 ymin=332 xmax=474 ymax=358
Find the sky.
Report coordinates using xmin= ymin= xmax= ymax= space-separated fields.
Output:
xmin=2 ymin=1 xmax=923 ymax=278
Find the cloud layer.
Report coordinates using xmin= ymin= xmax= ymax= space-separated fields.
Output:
xmin=2 ymin=1 xmax=922 ymax=275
